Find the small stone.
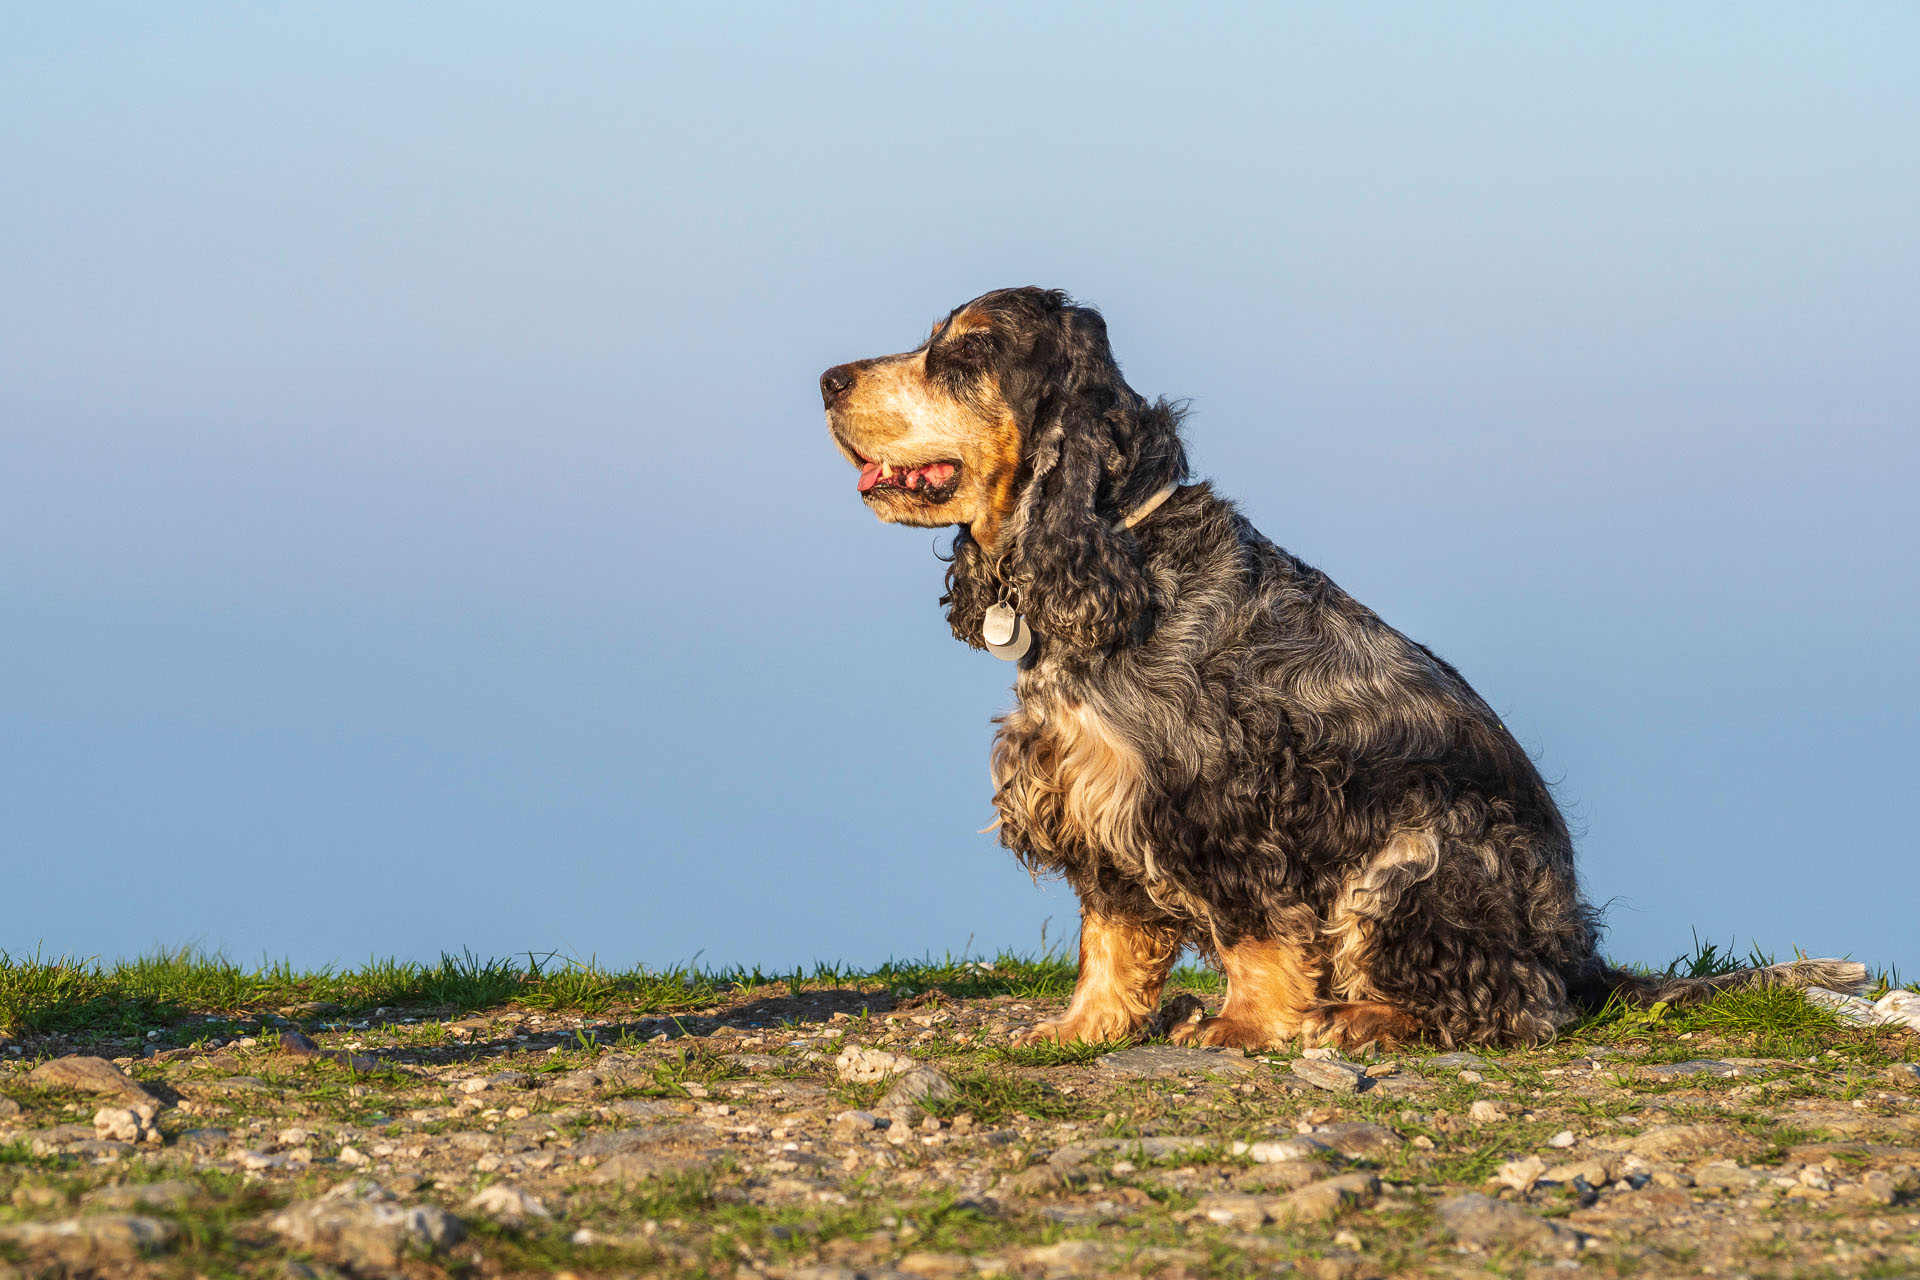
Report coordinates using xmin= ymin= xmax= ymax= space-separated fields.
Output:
xmin=835 ymin=1045 xmax=918 ymax=1083
xmin=1874 ymin=989 xmax=1920 ymax=1030
xmin=830 ymin=1109 xmax=883 ymax=1139
xmin=1886 ymin=1063 xmax=1920 ymax=1090
xmin=1098 ymin=1044 xmax=1254 ymax=1077
xmin=1490 ymin=1156 xmax=1548 ymax=1193
xmin=1641 ymin=1059 xmax=1739 ymax=1080
xmin=466 ymin=1184 xmax=549 ymax=1224
xmin=459 ymin=1078 xmax=491 ymax=1094
xmin=0 ymin=1096 xmax=21 ymax=1119
xmin=0 ymin=1215 xmax=179 ymax=1259
xmin=1271 ymin=1172 xmax=1379 ymax=1223
xmin=1468 ymin=1099 xmax=1507 ymax=1124
xmin=1236 ymin=1137 xmax=1331 ymax=1163
xmin=1292 ymin=1057 xmax=1367 ymax=1094
xmin=1547 ymin=1129 xmax=1576 ymax=1148
xmin=1437 ymin=1192 xmax=1584 ymax=1254
xmin=1457 ymin=1069 xmax=1485 ymax=1084
xmin=26 ymin=1056 xmax=158 ymax=1105
xmin=1424 ymin=1051 xmax=1488 ymax=1071
xmin=269 ymin=1181 xmax=464 ymax=1268
xmin=1801 ymin=986 xmax=1890 ymax=1027
xmin=92 ymin=1104 xmax=161 ymax=1145
xmin=879 ymin=1066 xmax=959 ymax=1111
xmin=337 ymin=1145 xmax=370 ymax=1166
xmin=1308 ymin=1122 xmax=1404 ymax=1157
xmin=1363 ymin=1062 xmax=1398 ymax=1078
xmin=82 ymin=1180 xmax=198 ymax=1212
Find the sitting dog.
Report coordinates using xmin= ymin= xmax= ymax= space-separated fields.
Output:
xmin=821 ymin=286 xmax=1863 ymax=1048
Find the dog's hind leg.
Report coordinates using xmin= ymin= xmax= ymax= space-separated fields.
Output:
xmin=1014 ymin=905 xmax=1182 ymax=1047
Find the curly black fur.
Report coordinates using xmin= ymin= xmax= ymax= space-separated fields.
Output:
xmin=868 ymin=287 xmax=1864 ymax=1046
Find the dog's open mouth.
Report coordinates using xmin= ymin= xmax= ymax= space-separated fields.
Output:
xmin=855 ymin=455 xmax=961 ymax=501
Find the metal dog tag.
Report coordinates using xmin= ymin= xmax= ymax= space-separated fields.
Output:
xmin=982 ymin=602 xmax=1019 ymax=648
xmin=985 ymin=613 xmax=1032 ymax=662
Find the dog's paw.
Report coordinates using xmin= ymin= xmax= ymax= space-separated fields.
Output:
xmin=1298 ymin=1001 xmax=1421 ymax=1051
xmin=1166 ymin=1015 xmax=1283 ymax=1051
xmin=1011 ymin=1014 xmax=1142 ymax=1048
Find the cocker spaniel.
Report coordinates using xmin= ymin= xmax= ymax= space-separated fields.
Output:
xmin=822 ymin=286 xmax=1863 ymax=1049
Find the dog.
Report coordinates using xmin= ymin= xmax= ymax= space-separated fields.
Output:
xmin=822 ymin=286 xmax=1864 ymax=1048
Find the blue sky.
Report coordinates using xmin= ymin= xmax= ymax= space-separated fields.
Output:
xmin=3 ymin=4 xmax=1915 ymax=975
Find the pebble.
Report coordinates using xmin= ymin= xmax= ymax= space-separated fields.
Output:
xmin=1233 ymin=1137 xmax=1331 ymax=1163
xmin=269 ymin=1181 xmax=465 ymax=1269
xmin=1098 ymin=1044 xmax=1254 ymax=1077
xmin=92 ymin=1105 xmax=161 ymax=1145
xmin=1548 ymin=1129 xmax=1577 ymax=1148
xmin=25 ymin=1056 xmax=158 ymax=1105
xmin=835 ymin=1046 xmax=917 ymax=1083
xmin=879 ymin=1066 xmax=959 ymax=1111
xmin=1424 ymin=1052 xmax=1489 ymax=1071
xmin=1490 ymin=1155 xmax=1548 ymax=1192
xmin=1437 ymin=1192 xmax=1585 ymax=1254
xmin=0 ymin=1215 xmax=179 ymax=1259
xmin=1468 ymin=1099 xmax=1507 ymax=1124
xmin=1801 ymin=986 xmax=1892 ymax=1028
xmin=466 ymin=1184 xmax=550 ymax=1224
xmin=1291 ymin=1057 xmax=1368 ymax=1094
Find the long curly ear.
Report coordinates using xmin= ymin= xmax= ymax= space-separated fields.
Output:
xmin=941 ymin=527 xmax=996 ymax=649
xmin=1013 ymin=307 xmax=1157 ymax=653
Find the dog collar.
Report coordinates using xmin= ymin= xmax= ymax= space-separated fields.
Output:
xmin=1116 ymin=482 xmax=1181 ymax=531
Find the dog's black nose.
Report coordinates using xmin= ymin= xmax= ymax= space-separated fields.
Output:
xmin=820 ymin=364 xmax=857 ymax=407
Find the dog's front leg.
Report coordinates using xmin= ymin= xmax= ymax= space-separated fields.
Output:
xmin=1014 ymin=904 xmax=1180 ymax=1046
xmin=1168 ymin=933 xmax=1322 ymax=1051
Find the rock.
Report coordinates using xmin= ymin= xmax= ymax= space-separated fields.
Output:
xmin=93 ymin=1104 xmax=161 ymax=1144
xmin=1490 ymin=1156 xmax=1548 ymax=1193
xmin=1694 ymin=1163 xmax=1766 ymax=1193
xmin=1423 ymin=1052 xmax=1488 ymax=1071
xmin=1231 ymin=1160 xmax=1332 ymax=1192
xmin=548 ymin=1068 xmax=604 ymax=1092
xmin=879 ymin=1066 xmax=959 ymax=1111
xmin=835 ymin=1046 xmax=918 ymax=1083
xmin=1234 ymin=1136 xmax=1332 ymax=1163
xmin=465 ymin=1184 xmax=550 ymax=1224
xmin=830 ymin=1109 xmax=884 ymax=1139
xmin=1544 ymin=1155 xmax=1620 ymax=1187
xmin=897 ymin=1251 xmax=978 ymax=1279
xmin=0 ymin=1096 xmax=19 ymax=1119
xmin=1547 ymin=1129 xmax=1576 ymax=1148
xmin=1802 ymin=986 xmax=1892 ymax=1027
xmin=0 ymin=1215 xmax=179 ymax=1259
xmin=1874 ymin=989 xmax=1920 ymax=1030
xmin=278 ymin=1031 xmax=381 ymax=1073
xmin=25 ymin=1056 xmax=157 ymax=1105
xmin=1842 ymin=1171 xmax=1900 ymax=1205
xmin=1603 ymin=1123 xmax=1747 ymax=1159
xmin=1053 ymin=1135 xmax=1222 ymax=1166
xmin=1292 ymin=1057 xmax=1368 ymax=1093
xmin=82 ymin=1180 xmax=199 ymax=1211
xmin=1308 ymin=1122 xmax=1404 ymax=1157
xmin=279 ymin=1000 xmax=341 ymax=1019
xmin=1097 ymin=1044 xmax=1253 ymax=1077
xmin=1272 ymin=1173 xmax=1380 ymax=1223
xmin=337 ymin=1145 xmax=369 ymax=1166
xmin=177 ymin=1127 xmax=230 ymax=1151
xmin=1437 ymin=1192 xmax=1584 ymax=1254
xmin=572 ymin=1124 xmax=698 ymax=1158
xmin=1888 ymin=1062 xmax=1920 ymax=1090
xmin=1196 ymin=1175 xmax=1378 ymax=1227
xmin=1468 ymin=1099 xmax=1507 ymax=1124
xmin=268 ymin=1181 xmax=464 ymax=1269
xmin=1640 ymin=1059 xmax=1741 ymax=1080
xmin=725 ymin=1052 xmax=783 ymax=1072
xmin=1195 ymin=1192 xmax=1272 ymax=1229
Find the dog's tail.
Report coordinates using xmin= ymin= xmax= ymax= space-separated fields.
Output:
xmin=1593 ymin=957 xmax=1868 ymax=1009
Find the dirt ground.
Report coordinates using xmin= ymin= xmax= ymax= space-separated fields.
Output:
xmin=3 ymin=980 xmax=1918 ymax=1279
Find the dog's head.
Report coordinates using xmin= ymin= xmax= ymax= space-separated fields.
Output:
xmin=821 ymin=287 xmax=1187 ymax=652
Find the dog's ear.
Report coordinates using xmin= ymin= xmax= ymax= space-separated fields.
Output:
xmin=1013 ymin=306 xmax=1158 ymax=653
xmin=941 ymin=527 xmax=996 ymax=648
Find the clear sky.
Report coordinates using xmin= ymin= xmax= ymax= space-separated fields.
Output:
xmin=3 ymin=4 xmax=1915 ymax=977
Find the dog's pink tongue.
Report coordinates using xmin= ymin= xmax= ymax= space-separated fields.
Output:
xmin=857 ymin=461 xmax=882 ymax=493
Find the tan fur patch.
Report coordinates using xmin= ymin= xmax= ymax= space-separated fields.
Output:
xmin=1170 ymin=934 xmax=1322 ymax=1050
xmin=1015 ymin=907 xmax=1180 ymax=1045
xmin=1325 ymin=830 xmax=1440 ymax=1002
